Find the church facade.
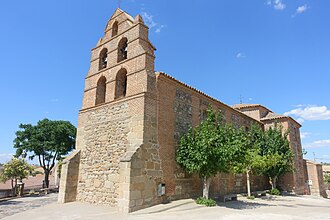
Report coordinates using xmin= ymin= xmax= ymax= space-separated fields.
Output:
xmin=58 ymin=9 xmax=312 ymax=212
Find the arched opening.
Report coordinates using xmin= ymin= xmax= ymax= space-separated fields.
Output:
xmin=112 ymin=21 xmax=118 ymax=37
xmin=117 ymin=38 xmax=128 ymax=63
xmin=115 ymin=69 xmax=127 ymax=99
xmin=95 ymin=76 xmax=106 ymax=105
xmin=99 ymin=48 xmax=108 ymax=70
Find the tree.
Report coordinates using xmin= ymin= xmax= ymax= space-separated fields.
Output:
xmin=176 ymin=109 xmax=236 ymax=199
xmin=0 ymin=158 xmax=34 ymax=196
xmin=14 ymin=119 xmax=76 ymax=188
xmin=231 ymin=124 xmax=266 ymax=197
xmin=261 ymin=124 xmax=293 ymax=189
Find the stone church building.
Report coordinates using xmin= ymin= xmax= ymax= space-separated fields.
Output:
xmin=58 ymin=9 xmax=318 ymax=212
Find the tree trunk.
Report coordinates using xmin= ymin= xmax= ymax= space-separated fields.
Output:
xmin=44 ymin=170 xmax=50 ymax=188
xmin=202 ymin=177 xmax=210 ymax=199
xmin=11 ymin=179 xmax=16 ymax=197
xmin=246 ymin=170 xmax=251 ymax=197
xmin=269 ymin=176 xmax=277 ymax=189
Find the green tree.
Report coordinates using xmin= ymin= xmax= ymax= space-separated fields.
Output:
xmin=324 ymin=173 xmax=330 ymax=185
xmin=261 ymin=124 xmax=293 ymax=189
xmin=0 ymin=158 xmax=34 ymax=196
xmin=232 ymin=124 xmax=266 ymax=197
xmin=14 ymin=119 xmax=76 ymax=188
xmin=176 ymin=109 xmax=236 ymax=199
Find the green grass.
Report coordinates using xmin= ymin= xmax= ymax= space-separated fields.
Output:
xmin=196 ymin=197 xmax=217 ymax=206
xmin=269 ymin=188 xmax=281 ymax=195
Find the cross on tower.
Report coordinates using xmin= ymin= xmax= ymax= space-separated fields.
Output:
xmin=239 ymin=95 xmax=244 ymax=104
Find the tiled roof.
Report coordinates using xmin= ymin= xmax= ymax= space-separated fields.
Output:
xmin=261 ymin=112 xmax=302 ymax=127
xmin=261 ymin=112 xmax=287 ymax=120
xmin=232 ymin=104 xmax=263 ymax=109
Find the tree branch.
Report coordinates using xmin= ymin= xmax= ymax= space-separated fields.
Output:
xmin=38 ymin=155 xmax=43 ymax=168
xmin=49 ymin=151 xmax=58 ymax=171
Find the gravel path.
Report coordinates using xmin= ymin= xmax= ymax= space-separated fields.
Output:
xmin=0 ymin=193 xmax=58 ymax=219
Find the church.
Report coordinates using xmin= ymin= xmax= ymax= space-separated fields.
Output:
xmin=58 ymin=8 xmax=323 ymax=212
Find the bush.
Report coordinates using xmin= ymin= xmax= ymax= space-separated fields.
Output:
xmin=247 ymin=195 xmax=255 ymax=200
xmin=269 ymin=188 xmax=281 ymax=195
xmin=196 ymin=197 xmax=217 ymax=206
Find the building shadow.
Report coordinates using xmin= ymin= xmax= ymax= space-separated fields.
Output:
xmin=216 ymin=199 xmax=273 ymax=210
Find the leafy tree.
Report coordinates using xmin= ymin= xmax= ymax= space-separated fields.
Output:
xmin=0 ymin=158 xmax=34 ymax=196
xmin=176 ymin=109 xmax=236 ymax=199
xmin=261 ymin=124 xmax=293 ymax=189
xmin=232 ymin=124 xmax=266 ymax=196
xmin=14 ymin=119 xmax=76 ymax=188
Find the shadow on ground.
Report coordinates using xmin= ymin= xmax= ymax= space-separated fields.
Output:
xmin=0 ymin=200 xmax=23 ymax=205
xmin=216 ymin=199 xmax=273 ymax=210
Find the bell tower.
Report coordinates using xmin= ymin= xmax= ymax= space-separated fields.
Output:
xmin=59 ymin=9 xmax=162 ymax=213
xmin=81 ymin=8 xmax=156 ymax=109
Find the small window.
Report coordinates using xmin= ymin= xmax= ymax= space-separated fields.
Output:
xmin=95 ymin=76 xmax=106 ymax=105
xmin=99 ymin=48 xmax=108 ymax=70
xmin=115 ymin=69 xmax=127 ymax=99
xmin=117 ymin=38 xmax=128 ymax=63
xmin=112 ymin=21 xmax=118 ymax=37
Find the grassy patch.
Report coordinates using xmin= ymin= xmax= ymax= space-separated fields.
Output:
xmin=269 ymin=188 xmax=281 ymax=195
xmin=196 ymin=197 xmax=217 ymax=206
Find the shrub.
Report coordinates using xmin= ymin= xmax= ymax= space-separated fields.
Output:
xmin=196 ymin=197 xmax=217 ymax=206
xmin=247 ymin=195 xmax=255 ymax=200
xmin=269 ymin=188 xmax=281 ymax=195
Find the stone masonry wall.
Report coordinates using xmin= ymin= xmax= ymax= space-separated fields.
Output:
xmin=76 ymin=102 xmax=131 ymax=206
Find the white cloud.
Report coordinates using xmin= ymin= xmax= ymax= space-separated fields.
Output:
xmin=141 ymin=11 xmax=157 ymax=28
xmin=284 ymin=105 xmax=330 ymax=123
xmin=292 ymin=4 xmax=309 ymax=17
xmin=155 ymin=25 xmax=165 ymax=33
xmin=297 ymin=4 xmax=308 ymax=14
xmin=266 ymin=0 xmax=286 ymax=10
xmin=274 ymin=0 xmax=286 ymax=10
xmin=300 ymin=132 xmax=310 ymax=139
xmin=236 ymin=52 xmax=246 ymax=59
xmin=305 ymin=140 xmax=330 ymax=148
xmin=141 ymin=11 xmax=165 ymax=34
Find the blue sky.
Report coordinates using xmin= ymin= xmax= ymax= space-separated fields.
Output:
xmin=0 ymin=0 xmax=329 ymax=164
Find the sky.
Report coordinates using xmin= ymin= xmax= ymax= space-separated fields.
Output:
xmin=0 ymin=0 xmax=329 ymax=164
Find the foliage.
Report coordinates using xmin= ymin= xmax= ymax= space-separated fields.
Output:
xmin=232 ymin=124 xmax=267 ymax=174
xmin=176 ymin=109 xmax=228 ymax=179
xmin=177 ymin=108 xmax=240 ymax=198
xmin=0 ymin=158 xmax=34 ymax=196
xmin=260 ymin=124 xmax=293 ymax=189
xmin=14 ymin=118 xmax=76 ymax=188
xmin=324 ymin=173 xmax=330 ymax=185
xmin=196 ymin=197 xmax=217 ymax=206
xmin=247 ymin=195 xmax=255 ymax=200
xmin=269 ymin=188 xmax=281 ymax=195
